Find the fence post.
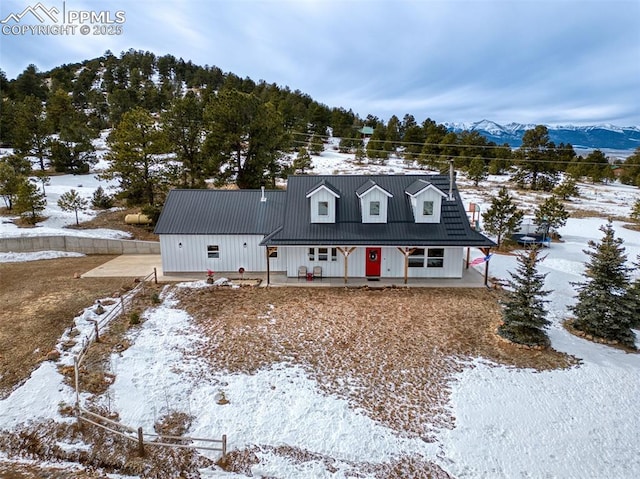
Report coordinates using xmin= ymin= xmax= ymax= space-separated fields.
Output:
xmin=74 ymin=356 xmax=80 ymax=408
xmin=120 ymin=296 xmax=125 ymax=315
xmin=137 ymin=427 xmax=145 ymax=457
xmin=222 ymin=434 xmax=227 ymax=457
xmin=153 ymin=267 xmax=158 ymax=284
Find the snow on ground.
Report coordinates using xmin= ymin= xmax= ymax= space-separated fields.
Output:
xmin=0 ymin=251 xmax=85 ymax=262
xmin=0 ymin=160 xmax=130 ymax=239
xmin=105 ymin=289 xmax=438 ymax=477
xmin=438 ymin=217 xmax=640 ymax=479
xmin=2 ymin=138 xmax=640 ymax=477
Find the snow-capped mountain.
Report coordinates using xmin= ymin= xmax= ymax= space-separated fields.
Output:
xmin=445 ymin=120 xmax=640 ymax=150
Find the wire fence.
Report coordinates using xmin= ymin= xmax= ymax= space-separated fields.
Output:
xmin=72 ymin=268 xmax=227 ymax=458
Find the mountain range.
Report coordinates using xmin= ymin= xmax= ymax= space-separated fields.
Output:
xmin=445 ymin=120 xmax=640 ymax=151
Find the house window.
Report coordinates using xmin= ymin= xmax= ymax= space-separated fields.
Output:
xmin=370 ymin=201 xmax=380 ymax=216
xmin=427 ymin=248 xmax=444 ymax=268
xmin=268 ymin=248 xmax=278 ymax=258
xmin=308 ymin=247 xmax=338 ymax=262
xmin=318 ymin=201 xmax=329 ymax=216
xmin=408 ymin=248 xmax=425 ymax=268
xmin=207 ymin=245 xmax=219 ymax=259
xmin=423 ymin=201 xmax=434 ymax=216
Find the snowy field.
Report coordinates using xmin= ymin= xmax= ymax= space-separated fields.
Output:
xmin=1 ymin=140 xmax=640 ymax=477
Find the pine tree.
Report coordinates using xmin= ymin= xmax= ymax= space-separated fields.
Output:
xmin=553 ymin=177 xmax=579 ymax=200
xmin=570 ymin=222 xmax=636 ymax=348
xmin=91 ymin=186 xmax=114 ymax=209
xmin=292 ymin=147 xmax=312 ymax=174
xmin=14 ymin=179 xmax=46 ymax=224
xmin=498 ymin=247 xmax=551 ymax=347
xmin=534 ymin=195 xmax=569 ymax=236
xmin=58 ymin=189 xmax=89 ymax=225
xmin=467 ymin=157 xmax=488 ymax=186
xmin=482 ymin=186 xmax=524 ymax=247
xmin=626 ymin=255 xmax=640 ymax=328
xmin=354 ymin=144 xmax=366 ymax=165
xmin=630 ymin=198 xmax=640 ymax=222
xmin=309 ymin=134 xmax=324 ymax=156
xmin=513 ymin=125 xmax=559 ymax=190
xmin=104 ymin=107 xmax=170 ymax=206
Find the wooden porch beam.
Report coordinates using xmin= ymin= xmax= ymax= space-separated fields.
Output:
xmin=337 ymin=247 xmax=356 ymax=283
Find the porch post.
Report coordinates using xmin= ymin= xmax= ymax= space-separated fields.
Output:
xmin=480 ymin=247 xmax=491 ymax=286
xmin=466 ymin=247 xmax=471 ymax=269
xmin=265 ymin=247 xmax=271 ymax=285
xmin=337 ymin=247 xmax=355 ymax=283
xmin=397 ymin=247 xmax=416 ymax=285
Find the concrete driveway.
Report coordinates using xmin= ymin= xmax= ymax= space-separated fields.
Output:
xmin=82 ymin=254 xmax=163 ymax=279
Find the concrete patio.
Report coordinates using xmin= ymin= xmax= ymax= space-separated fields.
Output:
xmin=82 ymin=254 xmax=490 ymax=288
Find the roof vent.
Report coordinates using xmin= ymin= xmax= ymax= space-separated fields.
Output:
xmin=260 ymin=186 xmax=267 ymax=202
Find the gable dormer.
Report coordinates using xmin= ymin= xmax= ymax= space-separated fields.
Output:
xmin=405 ymin=179 xmax=447 ymax=223
xmin=356 ymin=179 xmax=393 ymax=223
xmin=306 ymin=179 xmax=341 ymax=223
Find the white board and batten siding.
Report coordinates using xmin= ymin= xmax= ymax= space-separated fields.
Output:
xmin=160 ymin=234 xmax=286 ymax=274
xmin=285 ymin=246 xmax=464 ymax=278
xmin=359 ymin=188 xmax=391 ymax=223
xmin=308 ymin=188 xmax=338 ymax=223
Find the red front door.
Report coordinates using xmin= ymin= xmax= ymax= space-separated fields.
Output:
xmin=365 ymin=247 xmax=381 ymax=277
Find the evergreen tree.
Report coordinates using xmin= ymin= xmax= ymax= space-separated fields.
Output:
xmin=12 ymin=95 xmax=51 ymax=171
xmin=534 ymin=196 xmax=569 ymax=235
xmin=482 ymin=186 xmax=524 ymax=247
xmin=625 ymin=255 xmax=640 ymax=327
xmin=309 ymin=134 xmax=324 ymax=156
xmin=467 ymin=157 xmax=488 ymax=186
xmin=630 ymin=198 xmax=640 ymax=222
xmin=204 ymin=90 xmax=286 ymax=188
xmin=354 ymin=144 xmax=366 ymax=165
xmin=498 ymin=247 xmax=551 ymax=347
xmin=513 ymin=125 xmax=559 ymax=190
xmin=570 ymin=222 xmax=636 ymax=348
xmin=0 ymin=161 xmax=23 ymax=210
xmin=58 ymin=189 xmax=88 ymax=225
xmin=585 ymin=149 xmax=613 ymax=183
xmin=618 ymin=147 xmax=640 ymax=187
xmin=292 ymin=147 xmax=312 ymax=174
xmin=14 ymin=179 xmax=46 ymax=224
xmin=553 ymin=176 xmax=579 ymax=200
xmin=91 ymin=186 xmax=114 ymax=209
xmin=162 ymin=92 xmax=207 ymax=188
xmin=104 ymin=107 xmax=170 ymax=206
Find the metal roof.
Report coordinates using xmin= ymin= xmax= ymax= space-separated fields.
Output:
xmin=262 ymin=175 xmax=496 ymax=247
xmin=355 ymin=179 xmax=393 ymax=198
xmin=305 ymin=179 xmax=341 ymax=198
xmin=154 ymin=189 xmax=286 ymax=235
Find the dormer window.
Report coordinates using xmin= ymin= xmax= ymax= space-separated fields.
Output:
xmin=306 ymin=179 xmax=340 ymax=224
xmin=356 ymin=180 xmax=392 ymax=224
xmin=405 ymin=179 xmax=447 ymax=223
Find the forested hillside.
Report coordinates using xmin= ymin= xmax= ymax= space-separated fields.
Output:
xmin=1 ymin=49 xmax=639 ymax=219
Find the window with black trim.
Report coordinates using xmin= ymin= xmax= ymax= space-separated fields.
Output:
xmin=423 ymin=201 xmax=434 ymax=216
xmin=207 ymin=245 xmax=219 ymax=259
xmin=318 ymin=201 xmax=329 ymax=216
xmin=370 ymin=201 xmax=380 ymax=216
xmin=331 ymin=248 xmax=338 ymax=261
xmin=318 ymin=247 xmax=328 ymax=261
xmin=268 ymin=248 xmax=278 ymax=258
xmin=308 ymin=248 xmax=315 ymax=261
xmin=307 ymin=247 xmax=338 ymax=262
xmin=408 ymin=248 xmax=425 ymax=267
xmin=427 ymin=248 xmax=444 ymax=267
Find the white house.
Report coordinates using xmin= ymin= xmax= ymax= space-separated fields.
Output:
xmin=154 ymin=174 xmax=496 ymax=283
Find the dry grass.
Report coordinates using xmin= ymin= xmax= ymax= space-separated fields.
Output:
xmin=68 ymin=207 xmax=158 ymax=241
xmin=177 ymin=287 xmax=571 ymax=442
xmin=0 ymin=256 xmax=130 ymax=399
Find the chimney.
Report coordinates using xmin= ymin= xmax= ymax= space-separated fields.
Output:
xmin=448 ymin=159 xmax=454 ymax=201
xmin=260 ymin=185 xmax=267 ymax=202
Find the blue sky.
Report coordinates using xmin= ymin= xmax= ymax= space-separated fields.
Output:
xmin=1 ymin=0 xmax=639 ymax=126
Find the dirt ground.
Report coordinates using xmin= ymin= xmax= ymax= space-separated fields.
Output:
xmin=177 ymin=286 xmax=572 ymax=441
xmin=0 ymin=256 xmax=131 ymax=399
